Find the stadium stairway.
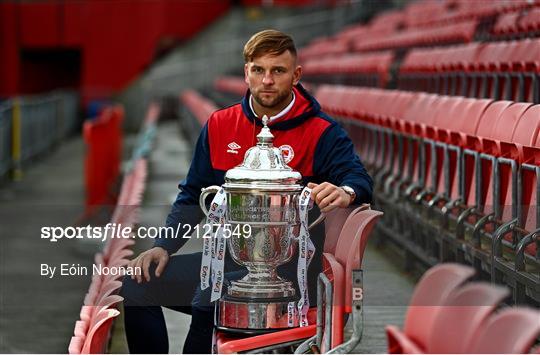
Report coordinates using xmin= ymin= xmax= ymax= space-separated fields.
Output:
xmin=0 ymin=137 xmax=87 ymax=352
xmin=106 ymin=118 xmax=199 ymax=352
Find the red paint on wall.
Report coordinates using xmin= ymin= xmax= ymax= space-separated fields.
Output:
xmin=19 ymin=2 xmax=62 ymax=47
xmin=0 ymin=3 xmax=20 ymax=97
xmin=0 ymin=0 xmax=231 ymax=101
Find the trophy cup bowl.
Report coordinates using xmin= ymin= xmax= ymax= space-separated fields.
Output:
xmin=198 ymin=117 xmax=323 ymax=332
xmin=200 ymin=185 xmax=301 ymax=299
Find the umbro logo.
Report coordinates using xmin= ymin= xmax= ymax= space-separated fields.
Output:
xmin=227 ymin=142 xmax=241 ymax=154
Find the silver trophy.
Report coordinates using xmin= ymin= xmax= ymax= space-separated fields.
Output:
xmin=199 ymin=116 xmax=323 ymax=331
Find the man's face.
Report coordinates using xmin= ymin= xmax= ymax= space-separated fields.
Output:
xmin=244 ymin=50 xmax=302 ymax=110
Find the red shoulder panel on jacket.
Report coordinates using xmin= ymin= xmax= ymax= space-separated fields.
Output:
xmin=208 ymin=104 xmax=331 ymax=177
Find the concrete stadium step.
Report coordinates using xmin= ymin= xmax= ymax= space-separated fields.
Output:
xmin=0 ymin=136 xmax=88 ymax=353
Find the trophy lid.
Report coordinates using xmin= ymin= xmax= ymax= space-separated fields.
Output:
xmin=224 ymin=116 xmax=302 ymax=190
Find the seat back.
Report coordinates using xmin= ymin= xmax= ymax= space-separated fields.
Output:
xmin=403 ymin=263 xmax=475 ymax=350
xmin=321 ymin=253 xmax=345 ymax=350
xmin=81 ymin=308 xmax=120 ymax=354
xmin=467 ymin=308 xmax=540 ymax=354
xmin=512 ymin=105 xmax=540 ymax=147
xmin=323 ymin=204 xmax=370 ymax=254
xmin=475 ymin=100 xmax=513 ymax=146
xmin=68 ymin=336 xmax=84 ymax=355
xmin=491 ymin=102 xmax=534 ymax=143
xmin=427 ymin=283 xmax=509 ymax=353
xmin=335 ymin=209 xmax=383 ymax=312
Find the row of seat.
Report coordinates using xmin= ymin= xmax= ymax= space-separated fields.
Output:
xmin=300 ymin=18 xmax=477 ymax=59
xmin=315 ymin=84 xmax=540 ymax=305
xmin=493 ymin=7 xmax=540 ymax=37
xmin=69 ymin=103 xmax=158 ymax=354
xmin=298 ymin=36 xmax=350 ymax=62
xmin=399 ymin=38 xmax=540 ymax=103
xmin=213 ymin=77 xmax=246 ymax=98
xmin=299 ymin=0 xmax=538 ymax=61
xmin=400 ymin=38 xmax=540 ymax=72
xmin=181 ymin=90 xmax=218 ymax=126
xmin=406 ymin=0 xmax=536 ymax=29
xmin=302 ymin=51 xmax=393 ymax=88
xmin=387 ymin=263 xmax=540 ymax=354
xmin=352 ymin=19 xmax=477 ymax=52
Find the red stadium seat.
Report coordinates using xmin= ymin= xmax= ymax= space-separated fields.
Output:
xmin=216 ymin=209 xmax=382 ymax=353
xmin=386 ymin=263 xmax=475 ymax=353
xmin=492 ymin=11 xmax=520 ymax=35
xmin=336 ymin=210 xmax=382 ymax=313
xmin=490 ymin=102 xmax=534 ymax=153
xmin=68 ymin=336 xmax=84 ymax=355
xmin=427 ymin=283 xmax=509 ymax=353
xmin=213 ymin=77 xmax=246 ymax=98
xmin=81 ymin=309 xmax=120 ymax=354
xmin=467 ymin=308 xmax=540 ymax=354
xmin=73 ymin=320 xmax=88 ymax=338
xmin=323 ymin=204 xmax=370 ymax=254
xmin=450 ymin=98 xmax=493 ymax=145
xmin=513 ymin=105 xmax=540 ymax=148
xmin=474 ymin=100 xmax=513 ymax=153
xmin=520 ymin=7 xmax=540 ymax=32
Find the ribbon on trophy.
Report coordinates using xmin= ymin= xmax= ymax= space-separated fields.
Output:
xmin=297 ymin=186 xmax=316 ymax=327
xmin=200 ymin=188 xmax=228 ymax=302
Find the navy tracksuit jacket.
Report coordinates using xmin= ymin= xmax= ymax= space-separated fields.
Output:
xmin=155 ymin=84 xmax=373 ymax=254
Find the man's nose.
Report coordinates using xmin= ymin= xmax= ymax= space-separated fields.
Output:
xmin=262 ymin=72 xmax=274 ymax=85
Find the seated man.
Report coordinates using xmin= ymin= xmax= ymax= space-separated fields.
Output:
xmin=121 ymin=29 xmax=373 ymax=353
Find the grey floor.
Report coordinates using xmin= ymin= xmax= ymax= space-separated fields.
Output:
xmin=0 ymin=137 xmax=93 ymax=353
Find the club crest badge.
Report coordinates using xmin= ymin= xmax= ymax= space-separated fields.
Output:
xmin=279 ymin=145 xmax=294 ymax=164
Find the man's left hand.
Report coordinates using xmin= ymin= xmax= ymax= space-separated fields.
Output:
xmin=307 ymin=182 xmax=353 ymax=213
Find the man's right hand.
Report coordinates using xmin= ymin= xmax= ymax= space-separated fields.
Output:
xmin=128 ymin=246 xmax=169 ymax=283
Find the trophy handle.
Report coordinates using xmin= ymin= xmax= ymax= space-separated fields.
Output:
xmin=199 ymin=185 xmax=221 ymax=217
xmin=308 ymin=213 xmax=326 ymax=230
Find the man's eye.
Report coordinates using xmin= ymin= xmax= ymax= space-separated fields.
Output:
xmin=253 ymin=68 xmax=263 ymax=73
xmin=274 ymin=68 xmax=285 ymax=74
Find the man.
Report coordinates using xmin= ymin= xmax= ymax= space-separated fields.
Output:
xmin=122 ymin=29 xmax=373 ymax=353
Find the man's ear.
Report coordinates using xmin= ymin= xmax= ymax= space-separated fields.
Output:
xmin=244 ymin=63 xmax=249 ymax=85
xmin=293 ymin=65 xmax=302 ymax=85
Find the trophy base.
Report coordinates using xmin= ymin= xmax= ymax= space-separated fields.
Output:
xmin=228 ymin=278 xmax=295 ymax=299
xmin=217 ymin=295 xmax=300 ymax=332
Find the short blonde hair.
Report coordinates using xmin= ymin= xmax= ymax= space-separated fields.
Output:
xmin=243 ymin=29 xmax=297 ymax=63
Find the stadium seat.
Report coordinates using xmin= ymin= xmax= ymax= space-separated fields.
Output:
xmin=520 ymin=7 xmax=540 ymax=33
xmin=215 ymin=209 xmax=382 ymax=353
xmin=512 ymin=104 xmax=540 ymax=148
xmin=323 ymin=204 xmax=370 ymax=254
xmin=492 ymin=11 xmax=520 ymax=36
xmin=467 ymin=308 xmax=540 ymax=354
xmin=386 ymin=263 xmax=475 ymax=353
xmin=68 ymin=336 xmax=84 ymax=355
xmin=73 ymin=320 xmax=88 ymax=338
xmin=427 ymin=282 xmax=509 ymax=353
xmin=81 ymin=309 xmax=120 ymax=354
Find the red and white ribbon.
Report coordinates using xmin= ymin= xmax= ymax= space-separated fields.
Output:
xmin=200 ymin=188 xmax=227 ymax=302
xmin=297 ymin=187 xmax=316 ymax=327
